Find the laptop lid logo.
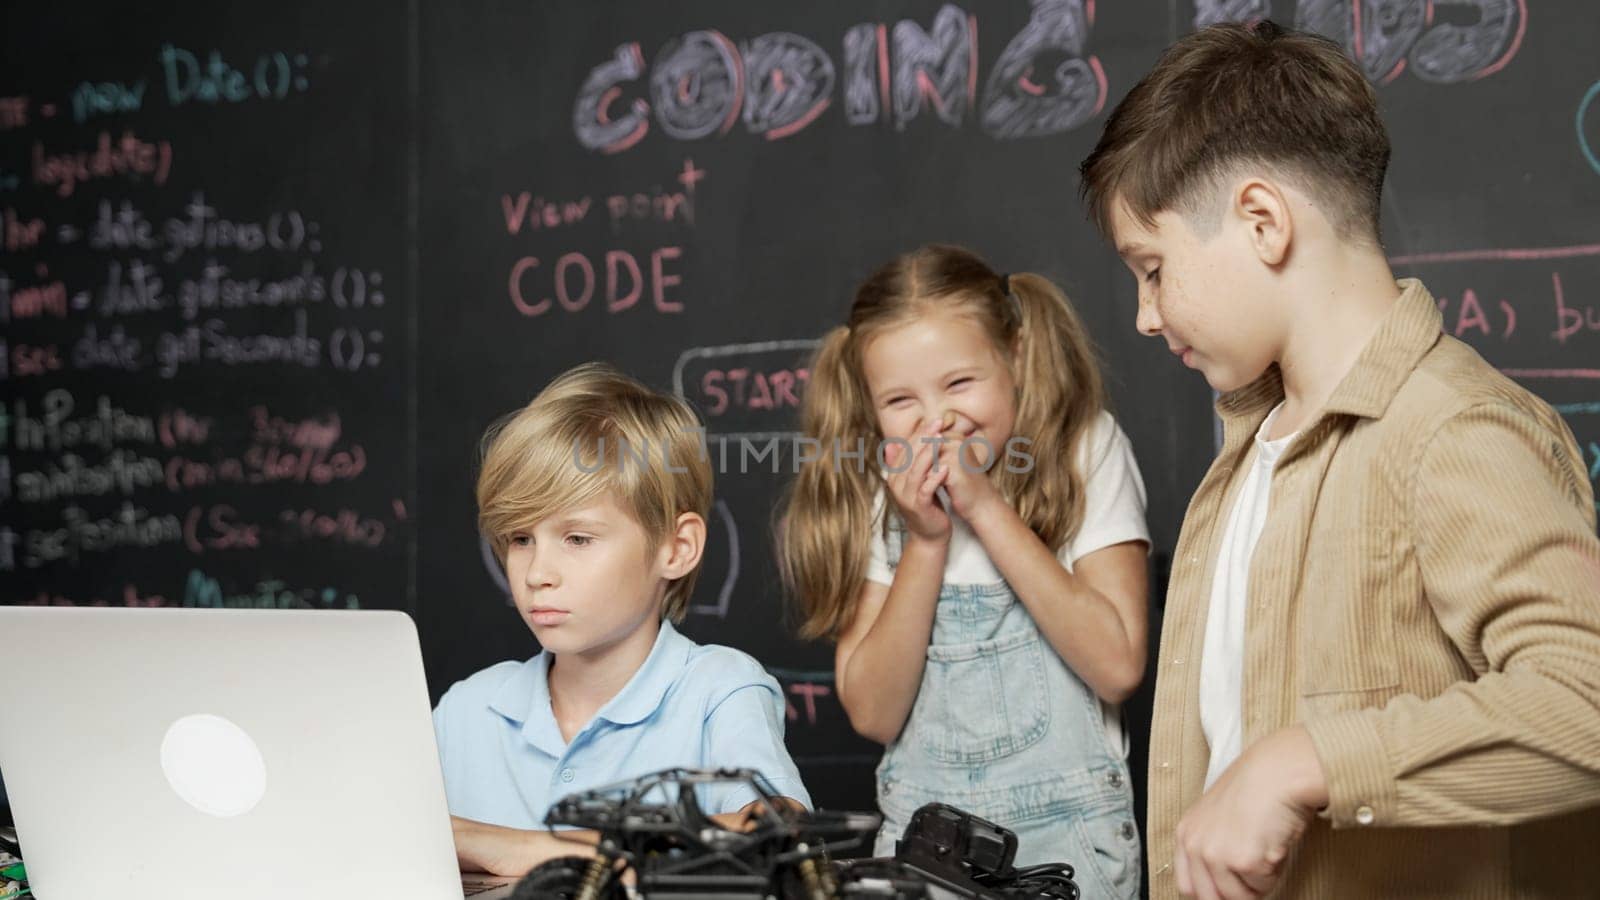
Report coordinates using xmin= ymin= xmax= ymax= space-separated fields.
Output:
xmin=159 ymin=713 xmax=268 ymax=817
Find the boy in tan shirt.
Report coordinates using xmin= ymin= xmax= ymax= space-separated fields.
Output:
xmin=1080 ymin=20 xmax=1600 ymax=900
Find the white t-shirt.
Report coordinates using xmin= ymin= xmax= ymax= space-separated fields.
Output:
xmin=1199 ymin=403 xmax=1297 ymax=790
xmin=864 ymin=410 xmax=1151 ymax=754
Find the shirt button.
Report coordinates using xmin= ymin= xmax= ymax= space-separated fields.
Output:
xmin=1355 ymin=805 xmax=1375 ymax=826
xmin=1120 ymin=821 xmax=1137 ymax=841
xmin=560 ymin=767 xmax=575 ymax=783
xmin=1107 ymin=771 xmax=1124 ymax=788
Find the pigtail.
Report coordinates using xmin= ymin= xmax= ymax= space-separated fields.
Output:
xmin=1001 ymin=272 xmax=1106 ymax=554
xmin=777 ymin=325 xmax=883 ymax=640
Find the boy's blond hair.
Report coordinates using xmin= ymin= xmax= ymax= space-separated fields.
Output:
xmin=476 ymin=362 xmax=712 ymax=622
xmin=1079 ymin=20 xmax=1390 ymax=244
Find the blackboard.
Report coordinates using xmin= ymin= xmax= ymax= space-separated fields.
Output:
xmin=5 ymin=0 xmax=1598 ymax=835
xmin=1 ymin=4 xmax=414 ymax=613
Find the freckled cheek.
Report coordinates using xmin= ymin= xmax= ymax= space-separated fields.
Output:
xmin=1160 ymin=284 xmax=1209 ymax=341
xmin=1194 ymin=297 xmax=1233 ymax=346
xmin=1153 ymin=296 xmax=1183 ymax=336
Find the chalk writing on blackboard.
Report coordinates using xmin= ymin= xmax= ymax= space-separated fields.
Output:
xmin=31 ymin=130 xmax=173 ymax=198
xmin=508 ymin=248 xmax=683 ymax=318
xmin=743 ymin=32 xmax=835 ymax=140
xmin=500 ymin=160 xmax=701 ymax=318
xmin=1394 ymin=247 xmax=1600 ymax=348
xmin=672 ymin=340 xmax=819 ymax=439
xmin=19 ymin=567 xmax=360 ymax=610
xmin=573 ymin=1 xmax=1106 ymax=151
xmin=4 ymin=391 xmax=401 ymax=567
xmin=1579 ymin=79 xmax=1600 ymax=177
xmin=888 ymin=7 xmax=975 ymax=130
xmin=1195 ymin=0 xmax=1526 ymax=84
xmin=158 ymin=45 xmax=313 ymax=108
xmin=765 ymin=667 xmax=842 ymax=729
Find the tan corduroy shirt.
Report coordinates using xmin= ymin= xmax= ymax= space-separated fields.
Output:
xmin=1146 ymin=279 xmax=1600 ymax=899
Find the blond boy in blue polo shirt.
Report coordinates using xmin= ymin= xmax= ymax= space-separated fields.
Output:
xmin=433 ymin=362 xmax=810 ymax=877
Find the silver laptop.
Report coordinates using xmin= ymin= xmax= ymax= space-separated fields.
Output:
xmin=0 ymin=606 xmax=515 ymax=900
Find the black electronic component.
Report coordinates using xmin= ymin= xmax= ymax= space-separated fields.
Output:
xmin=513 ymin=771 xmax=1079 ymax=900
xmin=514 ymin=767 xmax=879 ymax=900
xmin=873 ymin=803 xmax=1079 ymax=900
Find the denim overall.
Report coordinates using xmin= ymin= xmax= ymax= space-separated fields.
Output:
xmin=873 ymin=519 xmax=1142 ymax=900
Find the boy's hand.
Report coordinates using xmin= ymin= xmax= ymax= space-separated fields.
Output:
xmin=883 ymin=418 xmax=951 ymax=543
xmin=451 ymin=815 xmax=597 ymax=877
xmin=1173 ymin=726 xmax=1329 ymax=900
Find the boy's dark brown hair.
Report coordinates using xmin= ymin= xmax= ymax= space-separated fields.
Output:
xmin=1079 ymin=20 xmax=1390 ymax=244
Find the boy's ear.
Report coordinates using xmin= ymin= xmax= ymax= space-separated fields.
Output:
xmin=1233 ymin=178 xmax=1292 ymax=267
xmin=658 ymin=512 xmax=706 ymax=580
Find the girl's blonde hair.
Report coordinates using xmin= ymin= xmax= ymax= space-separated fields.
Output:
xmin=477 ymin=362 xmax=712 ymax=622
xmin=778 ymin=244 xmax=1106 ymax=640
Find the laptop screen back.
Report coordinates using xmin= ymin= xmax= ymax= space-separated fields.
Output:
xmin=0 ymin=607 xmax=464 ymax=900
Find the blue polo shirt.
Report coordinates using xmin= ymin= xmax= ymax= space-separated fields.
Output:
xmin=432 ymin=620 xmax=811 ymax=828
